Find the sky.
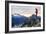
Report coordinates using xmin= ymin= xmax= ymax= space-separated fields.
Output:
xmin=11 ymin=5 xmax=41 ymax=17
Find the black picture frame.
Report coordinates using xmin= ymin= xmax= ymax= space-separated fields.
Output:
xmin=5 ymin=1 xmax=45 ymax=33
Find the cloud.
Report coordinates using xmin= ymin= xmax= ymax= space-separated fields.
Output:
xmin=11 ymin=5 xmax=41 ymax=17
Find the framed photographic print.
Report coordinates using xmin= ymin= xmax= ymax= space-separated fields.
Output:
xmin=5 ymin=1 xmax=45 ymax=33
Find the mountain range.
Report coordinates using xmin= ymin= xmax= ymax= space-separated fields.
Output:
xmin=12 ymin=14 xmax=41 ymax=27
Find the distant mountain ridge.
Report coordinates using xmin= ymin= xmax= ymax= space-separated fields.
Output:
xmin=12 ymin=14 xmax=41 ymax=27
xmin=12 ymin=14 xmax=28 ymax=27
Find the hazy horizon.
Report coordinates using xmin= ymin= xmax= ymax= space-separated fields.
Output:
xmin=11 ymin=5 xmax=41 ymax=17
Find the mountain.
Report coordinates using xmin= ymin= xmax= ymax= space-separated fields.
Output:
xmin=12 ymin=14 xmax=41 ymax=27
xmin=30 ymin=14 xmax=41 ymax=22
xmin=22 ymin=14 xmax=41 ymax=27
xmin=12 ymin=14 xmax=28 ymax=27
